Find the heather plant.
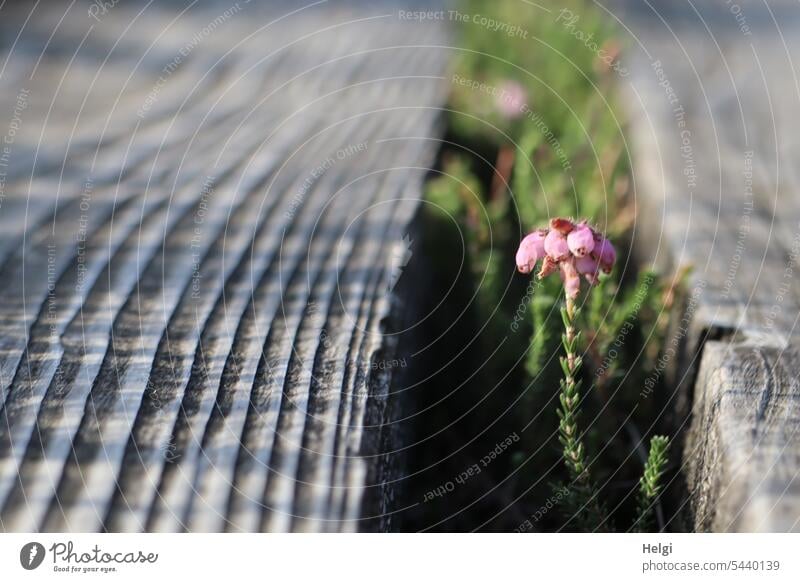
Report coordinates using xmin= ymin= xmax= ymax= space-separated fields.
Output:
xmin=422 ymin=0 xmax=678 ymax=532
xmin=516 ymin=218 xmax=670 ymax=531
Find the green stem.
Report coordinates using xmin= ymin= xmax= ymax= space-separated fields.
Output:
xmin=557 ymin=294 xmax=607 ymax=530
xmin=558 ymin=296 xmax=587 ymax=481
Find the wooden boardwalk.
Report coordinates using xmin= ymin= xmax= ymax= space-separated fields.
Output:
xmin=620 ymin=0 xmax=800 ymax=531
xmin=0 ymin=0 xmax=447 ymax=532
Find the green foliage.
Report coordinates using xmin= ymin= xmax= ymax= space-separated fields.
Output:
xmin=510 ymin=131 xmax=541 ymax=228
xmin=448 ymin=0 xmax=631 ymax=231
xmin=450 ymin=0 xmax=622 ymax=148
xmin=526 ymin=293 xmax=557 ymax=381
xmin=425 ymin=155 xmax=482 ymax=220
xmin=634 ymin=436 xmax=671 ymax=532
xmin=590 ymin=270 xmax=662 ymax=360
xmin=421 ymin=0 xmax=684 ymax=532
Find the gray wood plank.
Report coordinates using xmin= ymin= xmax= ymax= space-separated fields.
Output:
xmin=685 ymin=341 xmax=800 ymax=532
xmin=619 ymin=0 xmax=800 ymax=531
xmin=0 ymin=0 xmax=448 ymax=532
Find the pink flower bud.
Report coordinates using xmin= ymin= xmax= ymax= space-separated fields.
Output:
xmin=549 ymin=217 xmax=575 ymax=235
xmin=567 ymin=224 xmax=595 ymax=257
xmin=544 ymin=229 xmax=570 ymax=261
xmin=517 ymin=217 xmax=615 ymax=299
xmin=560 ymin=259 xmax=581 ymax=299
xmin=576 ymin=255 xmax=601 ymax=285
xmin=595 ymin=237 xmax=617 ymax=273
xmin=515 ymin=230 xmax=547 ymax=274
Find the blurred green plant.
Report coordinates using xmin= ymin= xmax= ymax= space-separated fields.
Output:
xmin=634 ymin=436 xmax=671 ymax=532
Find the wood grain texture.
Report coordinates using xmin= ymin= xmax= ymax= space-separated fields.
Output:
xmin=685 ymin=341 xmax=800 ymax=532
xmin=0 ymin=0 xmax=448 ymax=532
xmin=618 ymin=0 xmax=800 ymax=530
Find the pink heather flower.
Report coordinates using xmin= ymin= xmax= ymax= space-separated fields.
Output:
xmin=516 ymin=217 xmax=615 ymax=298
xmin=576 ymin=255 xmax=601 ymax=285
xmin=495 ymin=80 xmax=528 ymax=119
xmin=567 ymin=223 xmax=595 ymax=257
xmin=544 ymin=229 xmax=570 ymax=261
xmin=515 ymin=230 xmax=547 ymax=274
xmin=595 ymin=237 xmax=617 ymax=273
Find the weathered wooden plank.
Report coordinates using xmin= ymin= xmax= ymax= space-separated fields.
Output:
xmin=0 ymin=0 xmax=448 ymax=532
xmin=685 ymin=341 xmax=800 ymax=532
xmin=619 ymin=0 xmax=800 ymax=531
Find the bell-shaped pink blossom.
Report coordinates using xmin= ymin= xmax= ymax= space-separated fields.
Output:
xmin=544 ymin=229 xmax=570 ymax=261
xmin=576 ymin=255 xmax=601 ymax=285
xmin=595 ymin=237 xmax=617 ymax=273
xmin=515 ymin=230 xmax=546 ymax=274
xmin=560 ymin=259 xmax=581 ymax=299
xmin=516 ymin=217 xmax=614 ymax=299
xmin=567 ymin=223 xmax=595 ymax=257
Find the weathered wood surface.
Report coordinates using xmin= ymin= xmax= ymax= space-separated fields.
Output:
xmin=619 ymin=0 xmax=800 ymax=531
xmin=0 ymin=0 xmax=447 ymax=532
